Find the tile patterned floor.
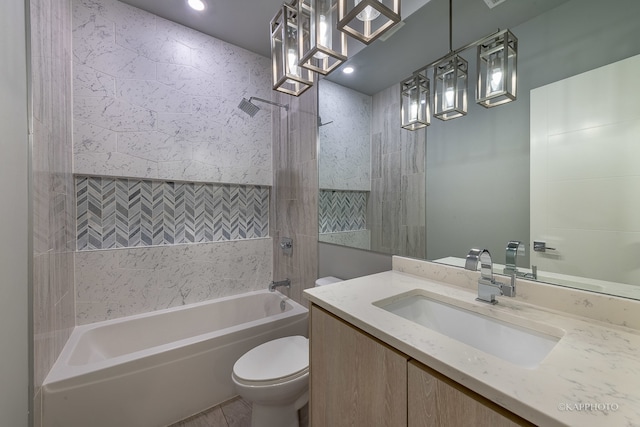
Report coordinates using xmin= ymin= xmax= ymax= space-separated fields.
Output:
xmin=169 ymin=397 xmax=309 ymax=427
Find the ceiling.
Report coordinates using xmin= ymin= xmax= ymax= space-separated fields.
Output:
xmin=119 ymin=0 xmax=568 ymax=95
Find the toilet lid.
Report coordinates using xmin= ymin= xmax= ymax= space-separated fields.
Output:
xmin=233 ymin=336 xmax=309 ymax=383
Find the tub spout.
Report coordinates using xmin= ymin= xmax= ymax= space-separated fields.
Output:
xmin=269 ymin=279 xmax=291 ymax=292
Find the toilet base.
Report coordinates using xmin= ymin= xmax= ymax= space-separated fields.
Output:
xmin=250 ymin=402 xmax=299 ymax=427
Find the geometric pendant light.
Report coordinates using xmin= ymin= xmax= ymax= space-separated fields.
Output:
xmin=271 ymin=1 xmax=315 ymax=96
xmin=398 ymin=0 xmax=518 ymax=130
xmin=476 ymin=29 xmax=517 ymax=108
xmin=298 ymin=0 xmax=348 ymax=75
xmin=433 ymin=54 xmax=468 ymax=120
xmin=337 ymin=0 xmax=401 ymax=45
xmin=401 ymin=69 xmax=430 ymax=130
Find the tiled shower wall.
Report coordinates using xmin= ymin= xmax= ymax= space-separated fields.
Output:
xmin=72 ymin=0 xmax=271 ymax=185
xmin=30 ymin=0 xmax=75 ymax=425
xmin=272 ymin=89 xmax=318 ymax=306
xmin=318 ymin=79 xmax=371 ymax=191
xmin=317 ymin=80 xmax=371 ymax=251
xmin=369 ymin=83 xmax=426 ymax=258
xmin=75 ymin=238 xmax=272 ymax=324
xmin=73 ymin=0 xmax=274 ymax=324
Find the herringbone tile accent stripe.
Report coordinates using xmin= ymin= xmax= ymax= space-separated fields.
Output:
xmin=76 ymin=177 xmax=89 ymax=250
xmin=212 ymin=184 xmax=222 ymax=241
xmin=140 ymin=180 xmax=153 ymax=245
xmin=76 ymin=177 xmax=270 ymax=250
xmin=152 ymin=181 xmax=164 ymax=246
xmin=115 ymin=179 xmax=129 ymax=248
xmin=102 ymin=178 xmax=116 ymax=249
xmin=128 ymin=180 xmax=142 ymax=247
xmin=319 ymin=190 xmax=367 ymax=233
xmin=87 ymin=177 xmax=103 ymax=249
xmin=163 ymin=181 xmax=175 ymax=245
xmin=184 ymin=183 xmax=195 ymax=243
xmin=174 ymin=182 xmax=185 ymax=245
xmin=194 ymin=183 xmax=206 ymax=242
xmin=259 ymin=187 xmax=269 ymax=237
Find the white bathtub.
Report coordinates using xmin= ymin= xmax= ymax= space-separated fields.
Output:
xmin=42 ymin=290 xmax=308 ymax=427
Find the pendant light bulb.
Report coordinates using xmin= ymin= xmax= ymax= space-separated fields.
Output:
xmin=490 ymin=69 xmax=503 ymax=92
xmin=410 ymin=101 xmax=419 ymax=121
xmin=488 ymin=53 xmax=503 ymax=93
xmin=445 ymin=87 xmax=455 ymax=109
xmin=444 ymin=71 xmax=455 ymax=109
xmin=313 ymin=14 xmax=331 ymax=59
xmin=355 ymin=0 xmax=381 ymax=21
xmin=287 ymin=48 xmax=299 ymax=76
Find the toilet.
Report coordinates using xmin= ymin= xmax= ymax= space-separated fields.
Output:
xmin=232 ymin=276 xmax=343 ymax=427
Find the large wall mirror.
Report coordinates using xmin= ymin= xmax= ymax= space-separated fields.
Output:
xmin=318 ymin=0 xmax=640 ymax=300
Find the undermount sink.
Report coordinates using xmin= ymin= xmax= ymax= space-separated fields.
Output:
xmin=374 ymin=292 xmax=561 ymax=369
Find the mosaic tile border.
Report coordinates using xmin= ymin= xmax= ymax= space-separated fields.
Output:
xmin=319 ymin=190 xmax=367 ymax=233
xmin=77 ymin=176 xmax=269 ymax=250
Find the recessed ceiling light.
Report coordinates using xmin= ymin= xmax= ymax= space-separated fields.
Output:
xmin=188 ymin=0 xmax=206 ymax=11
xmin=343 ymin=66 xmax=354 ymax=74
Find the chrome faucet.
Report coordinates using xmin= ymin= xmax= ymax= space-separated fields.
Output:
xmin=269 ymin=278 xmax=291 ymax=292
xmin=504 ymin=240 xmax=524 ymax=276
xmin=465 ymin=248 xmax=515 ymax=304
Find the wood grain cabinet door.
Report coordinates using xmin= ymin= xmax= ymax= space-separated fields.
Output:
xmin=310 ymin=305 xmax=408 ymax=427
xmin=408 ymin=361 xmax=533 ymax=427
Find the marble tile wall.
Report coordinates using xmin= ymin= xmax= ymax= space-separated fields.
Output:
xmin=272 ymin=89 xmax=319 ymax=306
xmin=319 ymin=190 xmax=367 ymax=233
xmin=369 ymin=83 xmax=426 ymax=259
xmin=76 ymin=176 xmax=269 ymax=250
xmin=72 ymin=0 xmax=272 ymax=185
xmin=73 ymin=0 xmax=273 ymax=324
xmin=318 ymin=79 xmax=371 ymax=191
xmin=30 ymin=0 xmax=75 ymax=425
xmin=75 ymin=238 xmax=272 ymax=324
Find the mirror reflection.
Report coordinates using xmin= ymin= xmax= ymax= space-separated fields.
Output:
xmin=317 ymin=0 xmax=640 ymax=300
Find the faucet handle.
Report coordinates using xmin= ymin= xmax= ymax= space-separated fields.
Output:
xmin=501 ymin=272 xmax=516 ymax=297
xmin=533 ymin=240 xmax=556 ymax=252
xmin=464 ymin=248 xmax=483 ymax=271
xmin=506 ymin=240 xmax=525 ymax=255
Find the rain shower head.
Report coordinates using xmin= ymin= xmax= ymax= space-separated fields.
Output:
xmin=238 ymin=96 xmax=289 ymax=117
xmin=238 ymin=98 xmax=260 ymax=117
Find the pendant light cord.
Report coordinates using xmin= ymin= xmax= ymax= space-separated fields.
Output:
xmin=449 ymin=0 xmax=453 ymax=53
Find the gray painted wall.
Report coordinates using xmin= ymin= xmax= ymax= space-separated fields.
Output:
xmin=0 ymin=1 xmax=30 ymax=425
xmin=319 ymin=242 xmax=392 ymax=280
xmin=425 ymin=0 xmax=640 ymax=266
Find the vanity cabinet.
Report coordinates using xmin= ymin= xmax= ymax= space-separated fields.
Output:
xmin=310 ymin=305 xmax=533 ymax=427
xmin=310 ymin=306 xmax=408 ymax=426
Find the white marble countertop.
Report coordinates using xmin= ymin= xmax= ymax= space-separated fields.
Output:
xmin=304 ymin=269 xmax=640 ymax=427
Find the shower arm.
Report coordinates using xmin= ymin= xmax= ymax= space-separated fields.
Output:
xmin=248 ymin=97 xmax=289 ymax=111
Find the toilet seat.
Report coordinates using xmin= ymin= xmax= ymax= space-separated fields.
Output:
xmin=233 ymin=336 xmax=309 ymax=386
